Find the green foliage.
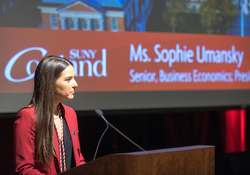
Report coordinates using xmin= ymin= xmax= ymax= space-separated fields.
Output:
xmin=199 ymin=0 xmax=237 ymax=34
xmin=160 ymin=0 xmax=237 ymax=34
xmin=162 ymin=0 xmax=186 ymax=32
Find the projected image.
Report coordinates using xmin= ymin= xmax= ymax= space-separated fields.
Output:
xmin=0 ymin=0 xmax=250 ymax=113
xmin=0 ymin=0 xmax=155 ymax=32
xmin=37 ymin=0 xmax=155 ymax=32
xmin=0 ymin=0 xmax=249 ymax=36
xmin=148 ymin=0 xmax=250 ymax=36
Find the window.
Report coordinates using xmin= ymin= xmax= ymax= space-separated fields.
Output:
xmin=93 ymin=19 xmax=101 ymax=30
xmin=192 ymin=5 xmax=199 ymax=12
xmin=50 ymin=14 xmax=59 ymax=29
xmin=68 ymin=18 xmax=75 ymax=29
xmin=80 ymin=18 xmax=88 ymax=30
xmin=110 ymin=18 xmax=118 ymax=31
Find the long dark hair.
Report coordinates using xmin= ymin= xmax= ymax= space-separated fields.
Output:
xmin=30 ymin=55 xmax=73 ymax=168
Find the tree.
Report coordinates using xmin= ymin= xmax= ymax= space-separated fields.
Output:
xmin=162 ymin=0 xmax=186 ymax=33
xmin=199 ymin=0 xmax=237 ymax=34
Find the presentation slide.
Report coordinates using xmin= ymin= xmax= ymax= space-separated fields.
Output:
xmin=0 ymin=0 xmax=249 ymax=113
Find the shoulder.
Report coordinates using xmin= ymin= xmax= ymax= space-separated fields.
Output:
xmin=17 ymin=106 xmax=35 ymax=115
xmin=14 ymin=106 xmax=36 ymax=128
xmin=14 ymin=107 xmax=36 ymax=139
xmin=16 ymin=106 xmax=35 ymax=119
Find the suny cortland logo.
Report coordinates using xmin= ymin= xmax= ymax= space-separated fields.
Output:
xmin=5 ymin=47 xmax=107 ymax=82
xmin=5 ymin=47 xmax=47 ymax=82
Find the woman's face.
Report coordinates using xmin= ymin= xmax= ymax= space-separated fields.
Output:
xmin=54 ymin=65 xmax=78 ymax=103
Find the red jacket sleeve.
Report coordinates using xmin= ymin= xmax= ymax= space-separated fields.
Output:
xmin=13 ymin=107 xmax=46 ymax=175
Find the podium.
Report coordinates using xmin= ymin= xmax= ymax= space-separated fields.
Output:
xmin=59 ymin=145 xmax=214 ymax=175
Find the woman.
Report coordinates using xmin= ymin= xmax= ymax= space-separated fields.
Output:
xmin=13 ymin=56 xmax=85 ymax=175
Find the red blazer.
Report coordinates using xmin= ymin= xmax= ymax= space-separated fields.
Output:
xmin=13 ymin=103 xmax=85 ymax=175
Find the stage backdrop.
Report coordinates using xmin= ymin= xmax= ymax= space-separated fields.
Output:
xmin=0 ymin=0 xmax=250 ymax=113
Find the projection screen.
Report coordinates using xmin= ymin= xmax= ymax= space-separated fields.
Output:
xmin=0 ymin=0 xmax=249 ymax=113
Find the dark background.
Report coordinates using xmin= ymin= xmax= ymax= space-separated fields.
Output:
xmin=1 ymin=106 xmax=250 ymax=175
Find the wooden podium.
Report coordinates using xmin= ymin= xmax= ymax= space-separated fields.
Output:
xmin=59 ymin=145 xmax=214 ymax=175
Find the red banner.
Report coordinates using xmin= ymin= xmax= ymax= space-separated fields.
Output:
xmin=0 ymin=27 xmax=249 ymax=93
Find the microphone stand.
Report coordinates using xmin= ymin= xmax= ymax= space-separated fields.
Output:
xmin=93 ymin=109 xmax=145 ymax=160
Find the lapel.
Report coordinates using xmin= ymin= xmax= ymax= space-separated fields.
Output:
xmin=60 ymin=103 xmax=76 ymax=150
xmin=53 ymin=126 xmax=60 ymax=165
xmin=61 ymin=103 xmax=80 ymax=165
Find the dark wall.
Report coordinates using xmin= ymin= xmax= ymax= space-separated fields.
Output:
xmin=0 ymin=116 xmax=15 ymax=175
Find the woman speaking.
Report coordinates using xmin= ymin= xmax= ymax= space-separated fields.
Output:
xmin=13 ymin=56 xmax=85 ymax=174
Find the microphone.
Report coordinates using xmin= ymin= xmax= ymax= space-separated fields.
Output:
xmin=93 ymin=109 xmax=109 ymax=160
xmin=93 ymin=109 xmax=145 ymax=160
